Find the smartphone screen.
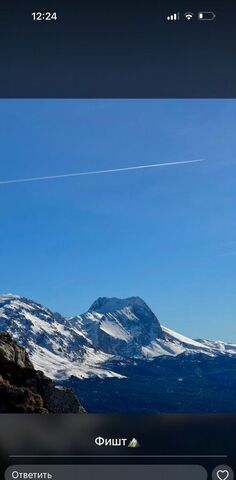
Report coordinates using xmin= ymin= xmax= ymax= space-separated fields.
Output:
xmin=0 ymin=2 xmax=235 ymax=480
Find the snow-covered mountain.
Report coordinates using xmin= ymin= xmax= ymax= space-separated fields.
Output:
xmin=0 ymin=294 xmax=123 ymax=380
xmin=0 ymin=293 xmax=236 ymax=383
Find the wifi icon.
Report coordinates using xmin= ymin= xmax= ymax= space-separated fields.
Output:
xmin=184 ymin=12 xmax=194 ymax=20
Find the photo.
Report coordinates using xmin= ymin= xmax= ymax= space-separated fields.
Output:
xmin=0 ymin=99 xmax=235 ymax=413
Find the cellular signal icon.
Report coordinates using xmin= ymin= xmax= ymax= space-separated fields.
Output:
xmin=167 ymin=12 xmax=180 ymax=21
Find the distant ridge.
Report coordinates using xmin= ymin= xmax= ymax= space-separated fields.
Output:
xmin=0 ymin=293 xmax=236 ymax=382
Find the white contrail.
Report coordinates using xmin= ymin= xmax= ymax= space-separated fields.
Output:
xmin=0 ymin=158 xmax=204 ymax=185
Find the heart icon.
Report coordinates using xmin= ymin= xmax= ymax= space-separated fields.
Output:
xmin=216 ymin=470 xmax=230 ymax=480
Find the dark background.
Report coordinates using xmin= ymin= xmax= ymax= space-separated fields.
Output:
xmin=0 ymin=415 xmax=235 ymax=478
xmin=0 ymin=0 xmax=236 ymax=478
xmin=0 ymin=0 xmax=235 ymax=97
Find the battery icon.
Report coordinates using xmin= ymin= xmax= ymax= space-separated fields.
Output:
xmin=198 ymin=11 xmax=216 ymax=20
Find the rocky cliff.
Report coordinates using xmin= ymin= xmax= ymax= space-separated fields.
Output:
xmin=0 ymin=332 xmax=85 ymax=413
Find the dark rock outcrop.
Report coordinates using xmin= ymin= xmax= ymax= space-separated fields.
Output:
xmin=0 ymin=333 xmax=85 ymax=413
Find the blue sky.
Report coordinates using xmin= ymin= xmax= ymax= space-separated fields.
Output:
xmin=0 ymin=100 xmax=235 ymax=342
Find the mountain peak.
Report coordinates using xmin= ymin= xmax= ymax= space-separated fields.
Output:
xmin=0 ymin=293 xmax=20 ymax=302
xmin=84 ymin=295 xmax=163 ymax=357
xmin=88 ymin=296 xmax=148 ymax=314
